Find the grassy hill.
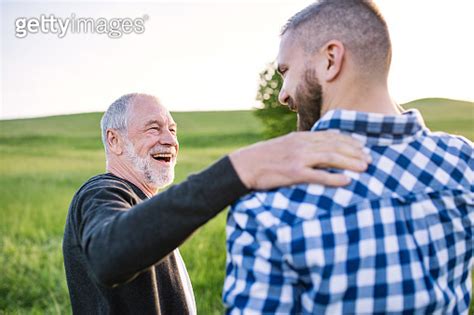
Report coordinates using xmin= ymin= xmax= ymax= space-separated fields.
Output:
xmin=0 ymin=98 xmax=472 ymax=314
xmin=402 ymin=98 xmax=473 ymax=140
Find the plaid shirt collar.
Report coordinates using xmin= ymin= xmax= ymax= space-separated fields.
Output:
xmin=311 ymin=109 xmax=427 ymax=146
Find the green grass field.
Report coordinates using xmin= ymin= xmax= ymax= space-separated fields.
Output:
xmin=0 ymin=98 xmax=473 ymax=314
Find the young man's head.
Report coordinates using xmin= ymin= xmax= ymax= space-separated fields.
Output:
xmin=101 ymin=93 xmax=179 ymax=193
xmin=277 ymin=0 xmax=392 ymax=130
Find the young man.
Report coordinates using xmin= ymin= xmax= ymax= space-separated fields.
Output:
xmin=224 ymin=1 xmax=473 ymax=313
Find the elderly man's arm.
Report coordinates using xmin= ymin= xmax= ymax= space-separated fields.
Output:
xmin=79 ymin=131 xmax=368 ymax=287
xmin=230 ymin=131 xmax=370 ymax=189
xmin=79 ymin=157 xmax=246 ymax=287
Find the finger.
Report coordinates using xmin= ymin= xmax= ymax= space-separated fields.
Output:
xmin=335 ymin=143 xmax=368 ymax=162
xmin=325 ymin=131 xmax=366 ymax=148
xmin=301 ymin=141 xmax=370 ymax=166
xmin=288 ymin=131 xmax=366 ymax=160
xmin=297 ymin=132 xmax=370 ymax=163
xmin=305 ymin=142 xmax=370 ymax=162
xmin=300 ymin=169 xmax=351 ymax=187
xmin=307 ymin=152 xmax=369 ymax=172
xmin=305 ymin=131 xmax=365 ymax=148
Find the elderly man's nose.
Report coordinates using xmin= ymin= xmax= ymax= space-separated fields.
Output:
xmin=159 ymin=129 xmax=178 ymax=146
xmin=278 ymin=89 xmax=289 ymax=105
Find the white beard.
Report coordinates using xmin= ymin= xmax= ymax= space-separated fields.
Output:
xmin=123 ymin=139 xmax=175 ymax=189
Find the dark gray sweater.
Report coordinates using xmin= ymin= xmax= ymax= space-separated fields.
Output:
xmin=63 ymin=156 xmax=249 ymax=314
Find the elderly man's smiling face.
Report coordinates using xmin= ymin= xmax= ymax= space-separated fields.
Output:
xmin=123 ymin=95 xmax=179 ymax=189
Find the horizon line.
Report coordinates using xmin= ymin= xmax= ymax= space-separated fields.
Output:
xmin=1 ymin=97 xmax=472 ymax=122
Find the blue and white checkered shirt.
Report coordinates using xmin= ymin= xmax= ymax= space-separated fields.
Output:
xmin=224 ymin=109 xmax=473 ymax=314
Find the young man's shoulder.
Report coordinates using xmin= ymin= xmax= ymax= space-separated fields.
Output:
xmin=425 ymin=131 xmax=473 ymax=154
xmin=230 ymin=184 xmax=333 ymax=230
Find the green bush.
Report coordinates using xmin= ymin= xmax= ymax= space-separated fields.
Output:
xmin=254 ymin=63 xmax=296 ymax=139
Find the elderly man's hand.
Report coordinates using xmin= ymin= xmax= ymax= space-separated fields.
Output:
xmin=229 ymin=131 xmax=371 ymax=190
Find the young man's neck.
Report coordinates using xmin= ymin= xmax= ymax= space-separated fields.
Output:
xmin=107 ymin=160 xmax=158 ymax=198
xmin=323 ymin=80 xmax=400 ymax=116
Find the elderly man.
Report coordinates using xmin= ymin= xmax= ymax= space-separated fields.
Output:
xmin=63 ymin=93 xmax=369 ymax=314
xmin=224 ymin=0 xmax=473 ymax=314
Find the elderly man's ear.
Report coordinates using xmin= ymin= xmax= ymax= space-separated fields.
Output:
xmin=106 ymin=129 xmax=124 ymax=155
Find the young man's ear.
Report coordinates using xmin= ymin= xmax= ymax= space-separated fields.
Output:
xmin=106 ymin=129 xmax=124 ymax=155
xmin=320 ymin=39 xmax=345 ymax=82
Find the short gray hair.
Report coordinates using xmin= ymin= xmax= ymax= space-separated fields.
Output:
xmin=100 ymin=93 xmax=137 ymax=152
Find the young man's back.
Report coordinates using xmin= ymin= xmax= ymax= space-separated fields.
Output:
xmin=224 ymin=109 xmax=473 ymax=314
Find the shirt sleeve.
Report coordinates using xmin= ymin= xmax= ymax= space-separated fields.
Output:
xmin=223 ymin=193 xmax=302 ymax=314
xmin=75 ymin=156 xmax=250 ymax=287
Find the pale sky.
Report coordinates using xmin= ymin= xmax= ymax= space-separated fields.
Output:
xmin=1 ymin=0 xmax=473 ymax=119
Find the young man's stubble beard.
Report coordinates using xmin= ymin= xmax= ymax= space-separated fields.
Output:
xmin=293 ymin=67 xmax=324 ymax=131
